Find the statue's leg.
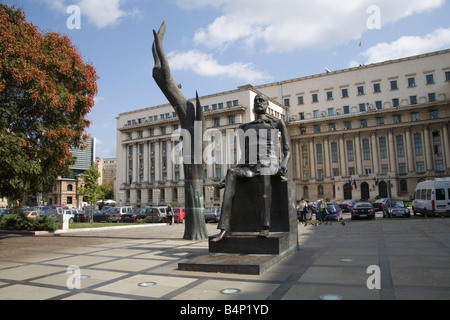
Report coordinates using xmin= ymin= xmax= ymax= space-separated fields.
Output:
xmin=212 ymin=167 xmax=254 ymax=242
xmin=259 ymin=174 xmax=272 ymax=237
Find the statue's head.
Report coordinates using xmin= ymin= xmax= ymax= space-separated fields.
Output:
xmin=254 ymin=93 xmax=269 ymax=115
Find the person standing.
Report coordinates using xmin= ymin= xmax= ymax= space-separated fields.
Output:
xmin=299 ymin=198 xmax=308 ymax=225
xmin=318 ymin=199 xmax=327 ymax=224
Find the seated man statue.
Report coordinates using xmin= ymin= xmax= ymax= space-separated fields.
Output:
xmin=212 ymin=93 xmax=291 ymax=242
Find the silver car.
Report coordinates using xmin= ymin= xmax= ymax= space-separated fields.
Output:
xmin=204 ymin=206 xmax=221 ymax=222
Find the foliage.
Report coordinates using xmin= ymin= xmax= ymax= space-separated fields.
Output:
xmin=77 ymin=164 xmax=104 ymax=223
xmin=0 ymin=213 xmax=60 ymax=232
xmin=0 ymin=4 xmax=98 ymax=202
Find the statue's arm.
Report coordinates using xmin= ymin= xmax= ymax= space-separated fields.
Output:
xmin=152 ymin=21 xmax=187 ymax=122
xmin=277 ymin=119 xmax=291 ymax=175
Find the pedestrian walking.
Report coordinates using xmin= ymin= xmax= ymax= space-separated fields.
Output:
xmin=167 ymin=204 xmax=174 ymax=225
xmin=318 ymin=199 xmax=327 ymax=224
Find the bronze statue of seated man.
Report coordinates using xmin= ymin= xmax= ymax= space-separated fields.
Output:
xmin=212 ymin=93 xmax=291 ymax=242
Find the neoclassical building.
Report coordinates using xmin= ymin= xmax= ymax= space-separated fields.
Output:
xmin=116 ymin=49 xmax=450 ymax=206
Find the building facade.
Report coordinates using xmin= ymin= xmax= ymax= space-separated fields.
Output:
xmin=116 ymin=49 xmax=450 ymax=206
xmin=44 ymin=137 xmax=95 ymax=209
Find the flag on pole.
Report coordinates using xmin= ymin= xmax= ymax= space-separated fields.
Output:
xmin=359 ymin=42 xmax=362 ymax=47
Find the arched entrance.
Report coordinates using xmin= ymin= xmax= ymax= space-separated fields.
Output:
xmin=360 ymin=182 xmax=370 ymax=200
xmin=343 ymin=183 xmax=352 ymax=200
xmin=378 ymin=181 xmax=388 ymax=198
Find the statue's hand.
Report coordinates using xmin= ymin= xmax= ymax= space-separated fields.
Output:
xmin=278 ymin=166 xmax=287 ymax=176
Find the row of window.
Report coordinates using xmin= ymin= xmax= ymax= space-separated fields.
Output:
xmin=288 ymin=71 xmax=450 ymax=107
xmin=302 ymin=110 xmax=439 ymax=134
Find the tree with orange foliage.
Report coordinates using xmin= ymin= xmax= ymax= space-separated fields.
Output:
xmin=0 ymin=4 xmax=98 ymax=204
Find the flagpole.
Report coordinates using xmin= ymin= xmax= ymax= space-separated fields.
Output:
xmin=359 ymin=41 xmax=364 ymax=66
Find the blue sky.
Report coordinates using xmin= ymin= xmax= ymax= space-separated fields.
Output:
xmin=3 ymin=0 xmax=450 ymax=158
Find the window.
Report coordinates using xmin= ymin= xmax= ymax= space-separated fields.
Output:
xmin=342 ymin=88 xmax=348 ymax=98
xmin=161 ymin=127 xmax=166 ymax=135
xmin=328 ymin=108 xmax=334 ymax=116
xmin=379 ymin=137 xmax=387 ymax=159
xmin=226 ymin=101 xmax=232 ymax=108
xmin=390 ymin=80 xmax=398 ymax=90
xmin=344 ymin=121 xmax=352 ymax=129
xmin=346 ymin=141 xmax=354 ymax=161
xmin=433 ymin=131 xmax=442 ymax=155
xmin=426 ymin=74 xmax=434 ymax=84
xmin=396 ymin=135 xmax=405 ymax=158
xmin=214 ymin=118 xmax=220 ymax=127
xmin=284 ymin=98 xmax=290 ymax=107
xmin=298 ymin=96 xmax=304 ymax=105
xmin=377 ymin=117 xmax=384 ymax=125
xmin=316 ymin=144 xmax=323 ymax=164
xmin=313 ymin=110 xmax=319 ymax=118
xmin=417 ymin=161 xmax=425 ymax=173
xmin=392 ymin=98 xmax=399 ymax=108
xmin=326 ymin=91 xmax=333 ymax=100
xmin=430 ymin=110 xmax=439 ymax=119
xmin=314 ymin=125 xmax=321 ymax=133
xmin=67 ymin=184 xmax=73 ymax=191
xmin=357 ymin=86 xmax=364 ymax=95
xmin=436 ymin=160 xmax=444 ymax=172
xmin=394 ymin=115 xmax=402 ymax=123
xmin=299 ymin=112 xmax=305 ymax=120
xmin=408 ymin=77 xmax=416 ymax=87
xmin=410 ymin=96 xmax=417 ymax=105
xmin=399 ymin=163 xmax=407 ymax=174
xmin=359 ymin=103 xmax=367 ymax=112
xmin=343 ymin=105 xmax=350 ymax=114
xmin=362 ymin=139 xmax=370 ymax=160
xmin=312 ymin=93 xmax=318 ymax=102
xmin=331 ymin=142 xmax=338 ymax=163
xmin=446 ymin=71 xmax=450 ymax=81
xmin=375 ymin=101 xmax=382 ymax=109
xmin=411 ymin=113 xmax=420 ymax=121
xmin=373 ymin=83 xmax=381 ymax=93
xmin=360 ymin=119 xmax=368 ymax=127
xmin=381 ymin=164 xmax=388 ymax=174
xmin=428 ymin=93 xmax=436 ymax=102
xmin=329 ymin=123 xmax=336 ymax=131
xmin=229 ymin=115 xmax=235 ymax=124
xmin=414 ymin=133 xmax=423 ymax=156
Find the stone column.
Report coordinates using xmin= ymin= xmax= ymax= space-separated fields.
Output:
xmin=405 ymin=127 xmax=414 ymax=173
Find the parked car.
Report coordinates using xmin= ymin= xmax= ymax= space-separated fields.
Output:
xmin=383 ymin=200 xmax=411 ymax=218
xmin=173 ymin=207 xmax=185 ymax=223
xmin=122 ymin=208 xmax=146 ymax=222
xmin=0 ymin=208 xmax=10 ymax=215
xmin=109 ymin=206 xmax=133 ymax=218
xmin=92 ymin=210 xmax=111 ymax=223
xmin=339 ymin=200 xmax=355 ymax=213
xmin=350 ymin=202 xmax=375 ymax=220
xmin=204 ymin=206 xmax=221 ymax=222
xmin=73 ymin=210 xmax=91 ymax=222
xmin=24 ymin=210 xmax=40 ymax=219
xmin=307 ymin=201 xmax=319 ymax=214
xmin=144 ymin=207 xmax=167 ymax=223
xmin=373 ymin=198 xmax=389 ymax=212
xmin=324 ymin=202 xmax=344 ymax=221
xmin=63 ymin=209 xmax=77 ymax=223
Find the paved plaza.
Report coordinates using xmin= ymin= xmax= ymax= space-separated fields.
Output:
xmin=0 ymin=216 xmax=450 ymax=301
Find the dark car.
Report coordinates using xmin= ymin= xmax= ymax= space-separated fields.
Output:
xmin=324 ymin=202 xmax=344 ymax=221
xmin=93 ymin=210 xmax=111 ymax=223
xmin=339 ymin=200 xmax=355 ymax=213
xmin=351 ymin=202 xmax=375 ymax=220
xmin=307 ymin=201 xmax=319 ymax=214
xmin=122 ymin=208 xmax=146 ymax=222
xmin=383 ymin=200 xmax=411 ymax=218
xmin=73 ymin=210 xmax=91 ymax=222
xmin=373 ymin=198 xmax=389 ymax=212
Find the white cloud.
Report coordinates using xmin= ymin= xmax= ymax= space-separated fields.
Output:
xmin=41 ymin=0 xmax=141 ymax=28
xmin=361 ymin=27 xmax=450 ymax=64
xmin=167 ymin=50 xmax=272 ymax=84
xmin=177 ymin=0 xmax=445 ymax=53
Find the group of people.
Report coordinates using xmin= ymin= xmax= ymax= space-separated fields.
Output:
xmin=298 ymin=198 xmax=329 ymax=225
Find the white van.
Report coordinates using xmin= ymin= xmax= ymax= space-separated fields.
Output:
xmin=109 ymin=206 xmax=133 ymax=217
xmin=412 ymin=178 xmax=450 ymax=217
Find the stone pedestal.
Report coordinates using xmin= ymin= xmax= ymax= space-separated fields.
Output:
xmin=178 ymin=178 xmax=298 ymax=275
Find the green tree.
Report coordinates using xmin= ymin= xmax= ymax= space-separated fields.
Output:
xmin=77 ymin=164 xmax=104 ymax=224
xmin=0 ymin=4 xmax=98 ymax=205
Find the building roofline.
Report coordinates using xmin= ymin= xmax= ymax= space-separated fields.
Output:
xmin=254 ymin=48 xmax=450 ymax=89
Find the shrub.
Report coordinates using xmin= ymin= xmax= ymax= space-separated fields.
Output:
xmin=0 ymin=213 xmax=60 ymax=232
